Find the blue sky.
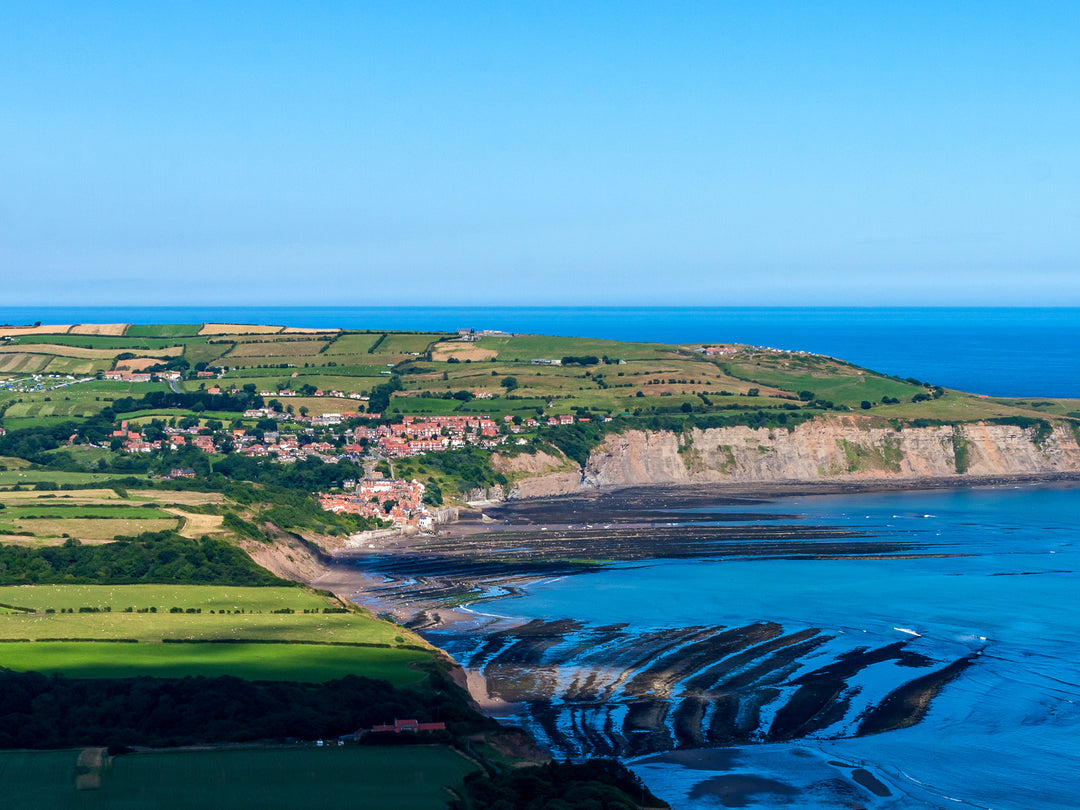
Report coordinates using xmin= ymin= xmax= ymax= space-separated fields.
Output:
xmin=1 ymin=2 xmax=1078 ymax=305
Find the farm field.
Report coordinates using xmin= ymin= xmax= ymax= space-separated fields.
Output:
xmin=0 ymin=584 xmax=336 ymax=612
xmin=480 ymin=333 xmax=678 ymax=361
xmin=0 ymin=641 xmax=430 ymax=683
xmin=0 ymin=585 xmax=432 ymax=683
xmin=68 ymin=324 xmax=129 ymax=336
xmin=124 ymin=323 xmax=202 ymax=337
xmin=0 ymin=470 xmax=138 ymax=487
xmin=372 ymin=333 xmax=444 ymax=354
xmin=0 ymin=487 xmax=241 ymax=544
xmin=9 ymin=334 xmax=200 ymax=350
xmin=221 ymin=338 xmax=331 ymax=359
xmin=199 ymin=323 xmax=285 ymax=335
xmin=0 ymin=344 xmax=180 ymax=360
xmin=321 ymin=332 xmax=385 ymax=356
xmin=2 ymin=746 xmax=477 ymax=810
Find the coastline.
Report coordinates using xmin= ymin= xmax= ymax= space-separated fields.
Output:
xmin=299 ymin=473 xmax=1080 ymax=725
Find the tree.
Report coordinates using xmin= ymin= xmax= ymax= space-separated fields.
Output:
xmin=861 ymin=400 xmax=872 ymax=410
xmin=681 ymin=402 xmax=693 ymax=413
xmin=501 ymin=376 xmax=519 ymax=391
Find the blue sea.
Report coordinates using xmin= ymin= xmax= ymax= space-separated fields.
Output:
xmin=453 ymin=484 xmax=1080 ymax=809
xmin=1 ymin=306 xmax=1078 ymax=398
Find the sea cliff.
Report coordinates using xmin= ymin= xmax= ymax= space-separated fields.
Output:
xmin=494 ymin=417 xmax=1080 ymax=498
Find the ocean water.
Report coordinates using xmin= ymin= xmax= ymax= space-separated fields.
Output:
xmin=1 ymin=306 xmax=1077 ymax=397
xmin=490 ymin=484 xmax=1080 ymax=809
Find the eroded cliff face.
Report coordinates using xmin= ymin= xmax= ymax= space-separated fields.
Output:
xmin=491 ymin=448 xmax=584 ymax=498
xmin=495 ymin=417 xmax=1080 ymax=497
xmin=581 ymin=417 xmax=1080 ymax=488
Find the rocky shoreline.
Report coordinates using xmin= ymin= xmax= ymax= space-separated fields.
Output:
xmin=291 ymin=476 xmax=1054 ymax=762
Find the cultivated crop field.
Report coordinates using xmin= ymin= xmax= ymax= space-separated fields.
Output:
xmin=199 ymin=323 xmax=286 ymax=335
xmin=2 ymin=746 xmax=476 ymax=810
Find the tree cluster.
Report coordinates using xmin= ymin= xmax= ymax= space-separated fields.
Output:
xmin=451 ymin=759 xmax=669 ymax=810
xmin=0 ymin=531 xmax=285 ymax=586
xmin=0 ymin=669 xmax=490 ymax=749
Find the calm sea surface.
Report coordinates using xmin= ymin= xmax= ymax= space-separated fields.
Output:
xmin=1 ymin=306 xmax=1077 ymax=397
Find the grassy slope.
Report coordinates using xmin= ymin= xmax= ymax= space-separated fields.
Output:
xmin=0 ymin=585 xmax=432 ymax=684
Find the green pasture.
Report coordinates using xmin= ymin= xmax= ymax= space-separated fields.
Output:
xmin=42 ymin=357 xmax=104 ymax=375
xmin=0 ymin=416 xmax=84 ymax=431
xmin=125 ymin=323 xmax=203 ymax=337
xmin=278 ymin=373 xmax=381 ymax=391
xmin=2 ymin=380 xmax=170 ymax=420
xmin=0 ymin=585 xmax=430 ymax=683
xmin=119 ymin=408 xmax=242 ymax=423
xmin=2 ymin=746 xmax=476 ymax=810
xmin=0 ymin=585 xmax=328 ymax=612
xmin=220 ymin=339 xmax=329 ymax=362
xmin=373 ymin=333 xmax=445 ymax=355
xmin=0 ymin=470 xmax=136 ymax=487
xmin=385 ymin=397 xmax=468 ymax=416
xmin=727 ymin=362 xmax=923 ymax=405
xmin=0 ymin=610 xmax=408 ymax=646
xmin=0 ymin=641 xmax=429 ymax=683
xmin=12 ymin=334 xmax=199 ymax=351
xmin=482 ymin=334 xmax=676 ymax=361
xmin=0 ymin=504 xmax=171 ymax=519
xmin=321 ymin=332 xmax=386 ymax=356
xmin=183 ymin=341 xmax=234 ymax=366
xmin=0 ymin=585 xmax=414 ymax=647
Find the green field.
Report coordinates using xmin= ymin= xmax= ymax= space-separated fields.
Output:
xmin=11 ymin=334 xmax=197 ymax=351
xmin=481 ymin=333 xmax=677 ymax=361
xmin=2 ymin=746 xmax=476 ymax=810
xmin=0 ymin=470 xmax=137 ymax=487
xmin=0 ymin=585 xmax=430 ymax=683
xmin=2 ymin=381 xmax=172 ymax=422
xmin=0 ymin=584 xmax=331 ymax=612
xmin=182 ymin=341 xmax=234 ymax=366
xmin=125 ymin=324 xmax=203 ymax=337
xmin=322 ymin=332 xmax=386 ymax=356
xmin=727 ymin=361 xmax=924 ymax=406
xmin=0 ymin=641 xmax=429 ymax=683
xmin=0 ymin=596 xmax=429 ymax=681
xmin=0 ymin=505 xmax=172 ymax=519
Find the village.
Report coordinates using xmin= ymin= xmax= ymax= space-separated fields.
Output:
xmin=318 ymin=477 xmax=433 ymax=531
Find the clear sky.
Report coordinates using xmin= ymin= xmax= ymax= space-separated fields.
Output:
xmin=2 ymin=1 xmax=1078 ymax=306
